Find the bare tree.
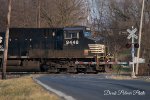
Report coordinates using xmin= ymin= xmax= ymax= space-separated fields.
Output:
xmin=41 ymin=0 xmax=87 ymax=27
xmin=2 ymin=0 xmax=12 ymax=79
xmin=0 ymin=0 xmax=87 ymax=30
xmin=0 ymin=0 xmax=8 ymax=32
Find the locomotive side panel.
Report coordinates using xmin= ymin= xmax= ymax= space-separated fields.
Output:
xmin=9 ymin=28 xmax=63 ymax=57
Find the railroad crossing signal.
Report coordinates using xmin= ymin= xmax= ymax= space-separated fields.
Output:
xmin=127 ymin=27 xmax=138 ymax=78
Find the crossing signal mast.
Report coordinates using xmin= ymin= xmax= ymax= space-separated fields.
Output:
xmin=127 ymin=27 xmax=138 ymax=78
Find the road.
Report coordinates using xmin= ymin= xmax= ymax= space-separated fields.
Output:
xmin=36 ymin=74 xmax=150 ymax=100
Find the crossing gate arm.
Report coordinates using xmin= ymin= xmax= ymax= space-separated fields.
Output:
xmin=75 ymin=61 xmax=128 ymax=65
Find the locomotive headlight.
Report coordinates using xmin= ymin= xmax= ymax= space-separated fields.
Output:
xmin=86 ymin=27 xmax=90 ymax=31
xmin=84 ymin=49 xmax=89 ymax=55
xmin=0 ymin=36 xmax=3 ymax=43
xmin=52 ymin=32 xmax=55 ymax=37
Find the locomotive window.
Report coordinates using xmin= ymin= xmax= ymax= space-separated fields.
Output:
xmin=72 ymin=33 xmax=76 ymax=38
xmin=84 ymin=32 xmax=91 ymax=37
xmin=84 ymin=27 xmax=91 ymax=37
xmin=72 ymin=32 xmax=79 ymax=38
xmin=64 ymin=31 xmax=72 ymax=39
xmin=64 ymin=31 xmax=79 ymax=39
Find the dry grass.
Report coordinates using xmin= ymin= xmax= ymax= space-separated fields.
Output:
xmin=146 ymin=79 xmax=150 ymax=82
xmin=0 ymin=76 xmax=60 ymax=100
xmin=109 ymin=75 xmax=132 ymax=80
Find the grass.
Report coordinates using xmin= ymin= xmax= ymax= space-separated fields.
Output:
xmin=109 ymin=75 xmax=132 ymax=80
xmin=0 ymin=76 xmax=60 ymax=100
xmin=146 ymin=79 xmax=150 ymax=82
xmin=112 ymin=65 xmax=131 ymax=72
xmin=110 ymin=65 xmax=132 ymax=80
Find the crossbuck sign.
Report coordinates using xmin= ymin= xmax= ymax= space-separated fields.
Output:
xmin=127 ymin=28 xmax=138 ymax=39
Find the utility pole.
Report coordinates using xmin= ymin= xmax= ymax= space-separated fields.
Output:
xmin=37 ymin=0 xmax=41 ymax=28
xmin=2 ymin=0 xmax=12 ymax=79
xmin=136 ymin=0 xmax=145 ymax=75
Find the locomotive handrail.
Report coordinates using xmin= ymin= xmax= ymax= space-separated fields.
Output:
xmin=75 ymin=61 xmax=128 ymax=65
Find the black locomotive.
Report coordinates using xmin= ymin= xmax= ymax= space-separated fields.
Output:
xmin=0 ymin=26 xmax=110 ymax=73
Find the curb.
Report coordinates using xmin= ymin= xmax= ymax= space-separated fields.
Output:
xmin=33 ymin=77 xmax=76 ymax=100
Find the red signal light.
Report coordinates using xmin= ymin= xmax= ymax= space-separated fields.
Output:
xmin=126 ymin=43 xmax=131 ymax=48
xmin=134 ymin=43 xmax=139 ymax=48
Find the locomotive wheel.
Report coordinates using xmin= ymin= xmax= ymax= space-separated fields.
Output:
xmin=57 ymin=68 xmax=68 ymax=74
xmin=48 ymin=66 xmax=57 ymax=73
xmin=68 ymin=66 xmax=77 ymax=73
xmin=40 ymin=65 xmax=49 ymax=72
xmin=77 ymin=68 xmax=87 ymax=74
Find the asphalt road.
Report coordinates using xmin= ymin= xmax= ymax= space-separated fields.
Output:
xmin=36 ymin=74 xmax=150 ymax=100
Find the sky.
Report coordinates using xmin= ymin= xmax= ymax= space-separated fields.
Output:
xmin=87 ymin=0 xmax=100 ymax=19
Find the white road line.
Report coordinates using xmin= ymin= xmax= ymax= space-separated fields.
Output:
xmin=33 ymin=78 xmax=76 ymax=100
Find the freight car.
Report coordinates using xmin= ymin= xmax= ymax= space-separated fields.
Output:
xmin=0 ymin=26 xmax=112 ymax=73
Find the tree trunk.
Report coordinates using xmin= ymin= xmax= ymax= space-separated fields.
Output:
xmin=37 ymin=0 xmax=41 ymax=28
xmin=2 ymin=0 xmax=12 ymax=80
